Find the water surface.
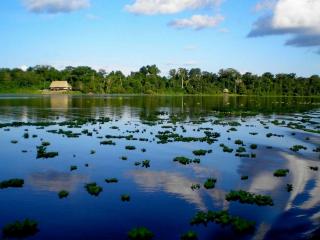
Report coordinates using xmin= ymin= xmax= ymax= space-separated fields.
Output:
xmin=0 ymin=95 xmax=319 ymax=240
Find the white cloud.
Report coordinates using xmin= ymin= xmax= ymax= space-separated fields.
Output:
xmin=23 ymin=0 xmax=90 ymax=14
xmin=169 ymin=14 xmax=224 ymax=30
xmin=249 ymin=0 xmax=320 ymax=52
xmin=254 ymin=0 xmax=276 ymax=12
xmin=125 ymin=0 xmax=223 ymax=15
xmin=272 ymin=0 xmax=320 ymax=33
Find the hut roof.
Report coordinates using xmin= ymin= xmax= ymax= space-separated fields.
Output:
xmin=50 ymin=81 xmax=71 ymax=88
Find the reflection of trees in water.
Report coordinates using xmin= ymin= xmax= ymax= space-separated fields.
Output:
xmin=0 ymin=96 xmax=319 ymax=122
xmin=28 ymin=170 xmax=88 ymax=192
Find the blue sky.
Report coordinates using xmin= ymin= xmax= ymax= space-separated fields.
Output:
xmin=0 ymin=0 xmax=319 ymax=76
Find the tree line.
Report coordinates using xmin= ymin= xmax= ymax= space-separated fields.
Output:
xmin=0 ymin=65 xmax=319 ymax=96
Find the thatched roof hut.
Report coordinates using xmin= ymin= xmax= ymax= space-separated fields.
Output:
xmin=223 ymin=88 xmax=229 ymax=94
xmin=50 ymin=81 xmax=72 ymax=91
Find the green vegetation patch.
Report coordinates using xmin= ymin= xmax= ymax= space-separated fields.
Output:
xmin=273 ymin=169 xmax=289 ymax=177
xmin=225 ymin=190 xmax=274 ymax=206
xmin=204 ymin=178 xmax=217 ymax=189
xmin=180 ymin=231 xmax=198 ymax=240
xmin=192 ymin=149 xmax=208 ymax=156
xmin=190 ymin=210 xmax=255 ymax=233
xmin=0 ymin=178 xmax=24 ymax=189
xmin=2 ymin=219 xmax=38 ymax=238
xmin=128 ymin=227 xmax=154 ymax=240
xmin=105 ymin=178 xmax=118 ymax=183
xmin=85 ymin=183 xmax=103 ymax=196
xmin=58 ymin=190 xmax=69 ymax=199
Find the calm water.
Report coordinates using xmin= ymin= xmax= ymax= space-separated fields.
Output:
xmin=0 ymin=95 xmax=319 ymax=240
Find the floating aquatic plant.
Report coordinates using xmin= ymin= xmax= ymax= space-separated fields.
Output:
xmin=85 ymin=183 xmax=103 ymax=196
xmin=128 ymin=227 xmax=154 ymax=240
xmin=2 ymin=219 xmax=38 ymax=238
xmin=204 ymin=178 xmax=217 ymax=189
xmin=58 ymin=190 xmax=69 ymax=199
xmin=190 ymin=210 xmax=255 ymax=233
xmin=310 ymin=166 xmax=319 ymax=171
xmin=180 ymin=231 xmax=198 ymax=240
xmin=142 ymin=160 xmax=150 ymax=168
xmin=290 ymin=145 xmax=307 ymax=152
xmin=70 ymin=165 xmax=77 ymax=171
xmin=273 ymin=169 xmax=289 ymax=177
xmin=250 ymin=144 xmax=257 ymax=149
xmin=126 ymin=146 xmax=136 ymax=150
xmin=192 ymin=149 xmax=208 ymax=156
xmin=121 ymin=194 xmax=130 ymax=201
xmin=105 ymin=178 xmax=118 ymax=183
xmin=225 ymin=190 xmax=273 ymax=206
xmin=0 ymin=179 xmax=24 ymax=189
xmin=191 ymin=184 xmax=200 ymax=191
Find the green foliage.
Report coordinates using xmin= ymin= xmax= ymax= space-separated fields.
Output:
xmin=105 ymin=178 xmax=118 ymax=183
xmin=190 ymin=210 xmax=255 ymax=233
xmin=0 ymin=178 xmax=24 ymax=189
xmin=2 ymin=219 xmax=38 ymax=238
xmin=273 ymin=169 xmax=289 ymax=177
xmin=128 ymin=227 xmax=154 ymax=240
xmin=192 ymin=149 xmax=208 ymax=156
xmin=58 ymin=190 xmax=69 ymax=199
xmin=225 ymin=190 xmax=274 ymax=206
xmin=121 ymin=194 xmax=130 ymax=202
xmin=1 ymin=66 xmax=319 ymax=95
xmin=180 ymin=231 xmax=198 ymax=240
xmin=204 ymin=178 xmax=217 ymax=189
xmin=85 ymin=183 xmax=103 ymax=196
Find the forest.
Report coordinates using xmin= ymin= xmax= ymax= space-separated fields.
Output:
xmin=0 ymin=65 xmax=319 ymax=96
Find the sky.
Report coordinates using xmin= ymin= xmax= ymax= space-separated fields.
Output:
xmin=0 ymin=0 xmax=319 ymax=76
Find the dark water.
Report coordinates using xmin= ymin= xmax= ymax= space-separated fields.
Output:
xmin=0 ymin=95 xmax=319 ymax=240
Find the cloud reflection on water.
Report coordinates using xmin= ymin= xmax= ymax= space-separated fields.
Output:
xmin=28 ymin=170 xmax=88 ymax=192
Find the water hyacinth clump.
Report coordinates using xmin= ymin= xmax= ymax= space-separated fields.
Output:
xmin=190 ymin=210 xmax=255 ymax=233
xmin=0 ymin=178 xmax=24 ymax=189
xmin=125 ymin=146 xmax=136 ymax=150
xmin=225 ymin=190 xmax=274 ymax=206
xmin=204 ymin=178 xmax=217 ymax=189
xmin=2 ymin=219 xmax=38 ymax=238
xmin=85 ymin=183 xmax=103 ymax=196
xmin=192 ymin=149 xmax=208 ymax=156
xmin=105 ymin=178 xmax=118 ymax=183
xmin=290 ymin=145 xmax=307 ymax=152
xmin=121 ymin=194 xmax=130 ymax=202
xmin=58 ymin=190 xmax=69 ymax=199
xmin=180 ymin=231 xmax=198 ymax=240
xmin=70 ymin=165 xmax=77 ymax=171
xmin=128 ymin=227 xmax=154 ymax=240
xmin=274 ymin=169 xmax=290 ymax=177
